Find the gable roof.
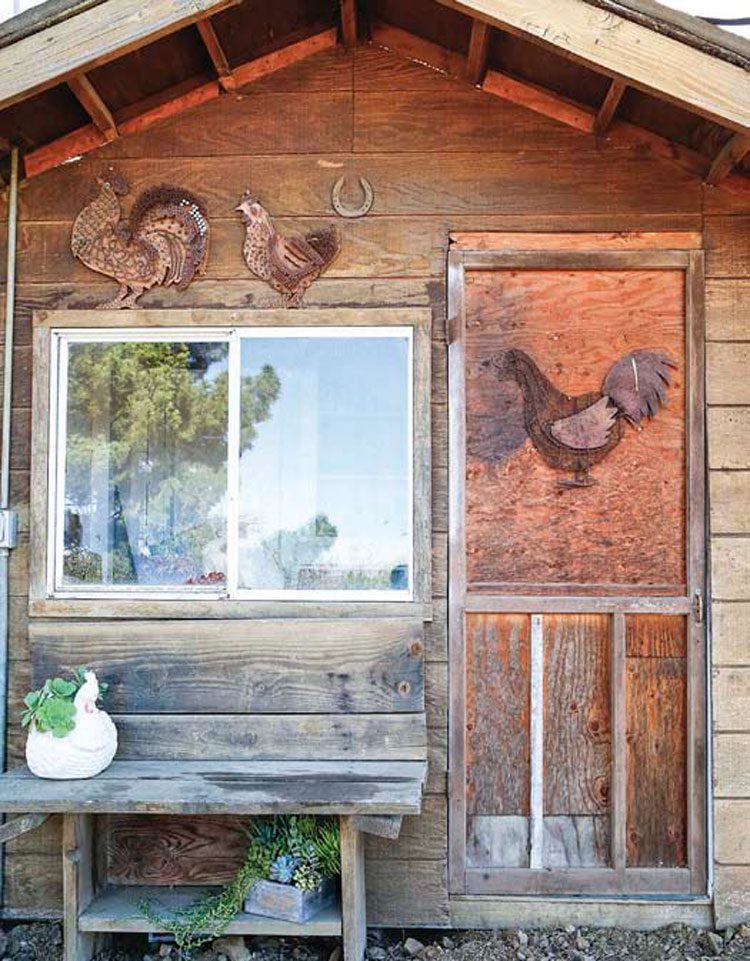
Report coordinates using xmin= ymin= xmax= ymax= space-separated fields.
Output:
xmin=0 ymin=0 xmax=747 ymax=188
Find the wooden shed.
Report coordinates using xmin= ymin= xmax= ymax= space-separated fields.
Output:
xmin=0 ymin=0 xmax=748 ymax=946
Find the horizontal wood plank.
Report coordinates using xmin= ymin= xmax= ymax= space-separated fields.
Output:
xmin=14 ymin=153 xmax=702 ymax=223
xmin=712 ymin=668 xmax=750 ymax=731
xmin=712 ymin=539 xmax=750 ymax=600
xmin=707 ymin=344 xmax=750 ymax=404
xmin=715 ymin=800 xmax=750 ymax=864
xmin=708 ymin=409 xmax=750 ymax=469
xmin=705 ymin=217 xmax=750 ymax=278
xmin=706 ymin=280 xmax=750 ymax=341
xmin=710 ymin=474 xmax=750 ymax=535
xmin=0 ymin=759 xmax=427 ymax=815
xmin=714 ymin=734 xmax=750 ymax=797
xmin=712 ymin=602 xmax=750 ymax=665
xmin=31 ymin=618 xmax=425 ymax=714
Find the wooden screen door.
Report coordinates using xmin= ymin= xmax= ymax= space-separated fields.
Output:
xmin=447 ymin=242 xmax=706 ymax=897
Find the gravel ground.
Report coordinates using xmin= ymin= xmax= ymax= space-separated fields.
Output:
xmin=0 ymin=922 xmax=747 ymax=961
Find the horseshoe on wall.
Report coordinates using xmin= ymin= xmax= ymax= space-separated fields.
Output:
xmin=331 ymin=175 xmax=374 ymax=218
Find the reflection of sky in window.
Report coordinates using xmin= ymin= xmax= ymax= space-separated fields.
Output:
xmin=238 ymin=336 xmax=410 ymax=583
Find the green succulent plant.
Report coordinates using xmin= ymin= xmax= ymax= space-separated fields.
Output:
xmin=140 ymin=815 xmax=340 ymax=957
xmin=21 ymin=667 xmax=108 ymax=739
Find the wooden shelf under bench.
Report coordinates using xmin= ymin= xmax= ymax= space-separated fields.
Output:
xmin=79 ymin=886 xmax=343 ymax=936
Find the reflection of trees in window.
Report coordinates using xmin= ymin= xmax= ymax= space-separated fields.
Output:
xmin=261 ymin=513 xmax=338 ymax=589
xmin=63 ymin=342 xmax=281 ymax=586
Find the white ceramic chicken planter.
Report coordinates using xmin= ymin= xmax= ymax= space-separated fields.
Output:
xmin=26 ymin=671 xmax=117 ymax=779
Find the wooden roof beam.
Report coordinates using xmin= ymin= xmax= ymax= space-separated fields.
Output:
xmin=433 ymin=0 xmax=750 ymax=132
xmin=705 ymin=132 xmax=750 ymax=186
xmin=67 ymin=73 xmax=118 ymax=142
xmin=465 ymin=19 xmax=491 ymax=85
xmin=340 ymin=0 xmax=358 ymax=49
xmin=24 ymin=28 xmax=338 ymax=178
xmin=0 ymin=0 xmax=240 ymax=110
xmin=593 ymin=79 xmax=627 ymax=135
xmin=196 ymin=17 xmax=237 ymax=91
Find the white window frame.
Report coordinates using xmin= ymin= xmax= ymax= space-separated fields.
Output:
xmin=46 ymin=325 xmax=415 ymax=603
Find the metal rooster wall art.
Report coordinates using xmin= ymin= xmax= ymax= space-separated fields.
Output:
xmin=70 ymin=172 xmax=210 ymax=308
xmin=482 ymin=347 xmax=677 ymax=486
xmin=236 ymin=191 xmax=340 ymax=307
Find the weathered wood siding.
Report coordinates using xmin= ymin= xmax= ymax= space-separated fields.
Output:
xmin=0 ymin=42 xmax=747 ymax=925
xmin=706 ymin=213 xmax=750 ymax=928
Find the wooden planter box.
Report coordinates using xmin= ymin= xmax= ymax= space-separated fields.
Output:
xmin=245 ymin=878 xmax=337 ymax=924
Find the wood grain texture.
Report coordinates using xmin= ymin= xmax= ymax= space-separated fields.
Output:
xmin=715 ymin=800 xmax=750 ymax=865
xmin=712 ymin=603 xmax=750 ymax=665
xmin=543 ymin=615 xmax=611 ymax=820
xmin=708 ymin=409 xmax=750 ymax=469
xmin=706 ymin=280 xmax=750 ymax=341
xmin=542 ymin=815 xmax=610 ymax=868
xmin=466 ymin=815 xmax=528 ymax=868
xmin=711 ymin=474 xmax=750 ymax=535
xmin=30 ymin=618 xmax=425 ymax=714
xmin=712 ymin=539 xmax=750 ymax=600
xmin=112 ymin=714 xmax=427 ymax=762
xmin=705 ymin=217 xmax=750 ymax=278
xmin=466 ymin=613 xmax=530 ymax=816
xmin=713 ymin=668 xmax=750 ymax=731
xmin=625 ymin=615 xmax=686 ymax=658
xmin=626 ymin=655 xmax=687 ymax=867
xmin=0 ymin=760 xmax=427 ymax=815
xmin=707 ymin=344 xmax=750 ymax=404
xmin=465 ymin=267 xmax=686 ymax=592
xmin=714 ymin=734 xmax=750 ymax=797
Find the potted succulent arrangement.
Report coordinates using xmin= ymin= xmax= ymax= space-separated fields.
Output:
xmin=22 ymin=667 xmax=117 ymax=780
xmin=244 ymin=815 xmax=340 ymax=923
xmin=141 ymin=815 xmax=340 ymax=955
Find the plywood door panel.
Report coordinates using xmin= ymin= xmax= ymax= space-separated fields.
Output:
xmin=464 ymin=268 xmax=686 ymax=594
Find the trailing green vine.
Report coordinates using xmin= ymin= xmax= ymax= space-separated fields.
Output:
xmin=139 ymin=815 xmax=340 ymax=957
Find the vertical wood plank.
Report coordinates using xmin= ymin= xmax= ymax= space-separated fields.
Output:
xmin=626 ymin=618 xmax=687 ymax=868
xmin=63 ymin=814 xmax=96 ymax=961
xmin=611 ymin=612 xmax=626 ymax=873
xmin=340 ymin=817 xmax=366 ymax=961
xmin=529 ymin=614 xmax=544 ymax=869
xmin=447 ymin=249 xmax=467 ymax=894
xmin=466 ymin=613 xmax=530 ymax=815
xmin=543 ymin=614 xmax=611 ymax=817
xmin=686 ymin=250 xmax=707 ymax=895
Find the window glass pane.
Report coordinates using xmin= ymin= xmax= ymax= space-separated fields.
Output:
xmin=237 ymin=334 xmax=411 ymax=593
xmin=61 ymin=340 xmax=229 ymax=589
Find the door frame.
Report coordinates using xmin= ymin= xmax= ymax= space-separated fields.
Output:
xmin=447 ymin=243 xmax=707 ymax=897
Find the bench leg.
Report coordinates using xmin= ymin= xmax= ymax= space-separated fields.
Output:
xmin=63 ymin=814 xmax=96 ymax=961
xmin=340 ymin=817 xmax=366 ymax=961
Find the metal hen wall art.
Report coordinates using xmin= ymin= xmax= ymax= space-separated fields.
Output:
xmin=236 ymin=191 xmax=340 ymax=307
xmin=71 ymin=172 xmax=210 ymax=308
xmin=480 ymin=347 xmax=677 ymax=486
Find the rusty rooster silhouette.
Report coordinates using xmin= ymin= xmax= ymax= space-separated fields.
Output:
xmin=71 ymin=172 xmax=209 ymax=308
xmin=480 ymin=348 xmax=677 ymax=486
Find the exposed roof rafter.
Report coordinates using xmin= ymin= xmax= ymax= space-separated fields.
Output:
xmin=67 ymin=73 xmax=118 ymax=141
xmin=465 ymin=19 xmax=491 ymax=85
xmin=23 ymin=28 xmax=339 ymax=178
xmin=433 ymin=0 xmax=750 ymax=132
xmin=706 ymin=133 xmax=750 ymax=186
xmin=340 ymin=0 xmax=358 ymax=49
xmin=0 ymin=0 xmax=240 ymax=111
xmin=196 ymin=18 xmax=237 ymax=92
xmin=593 ymin=79 xmax=627 ymax=135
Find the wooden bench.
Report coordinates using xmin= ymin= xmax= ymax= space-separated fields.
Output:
xmin=0 ymin=618 xmax=428 ymax=961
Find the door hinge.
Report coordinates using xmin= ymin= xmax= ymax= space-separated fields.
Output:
xmin=693 ymin=589 xmax=704 ymax=625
